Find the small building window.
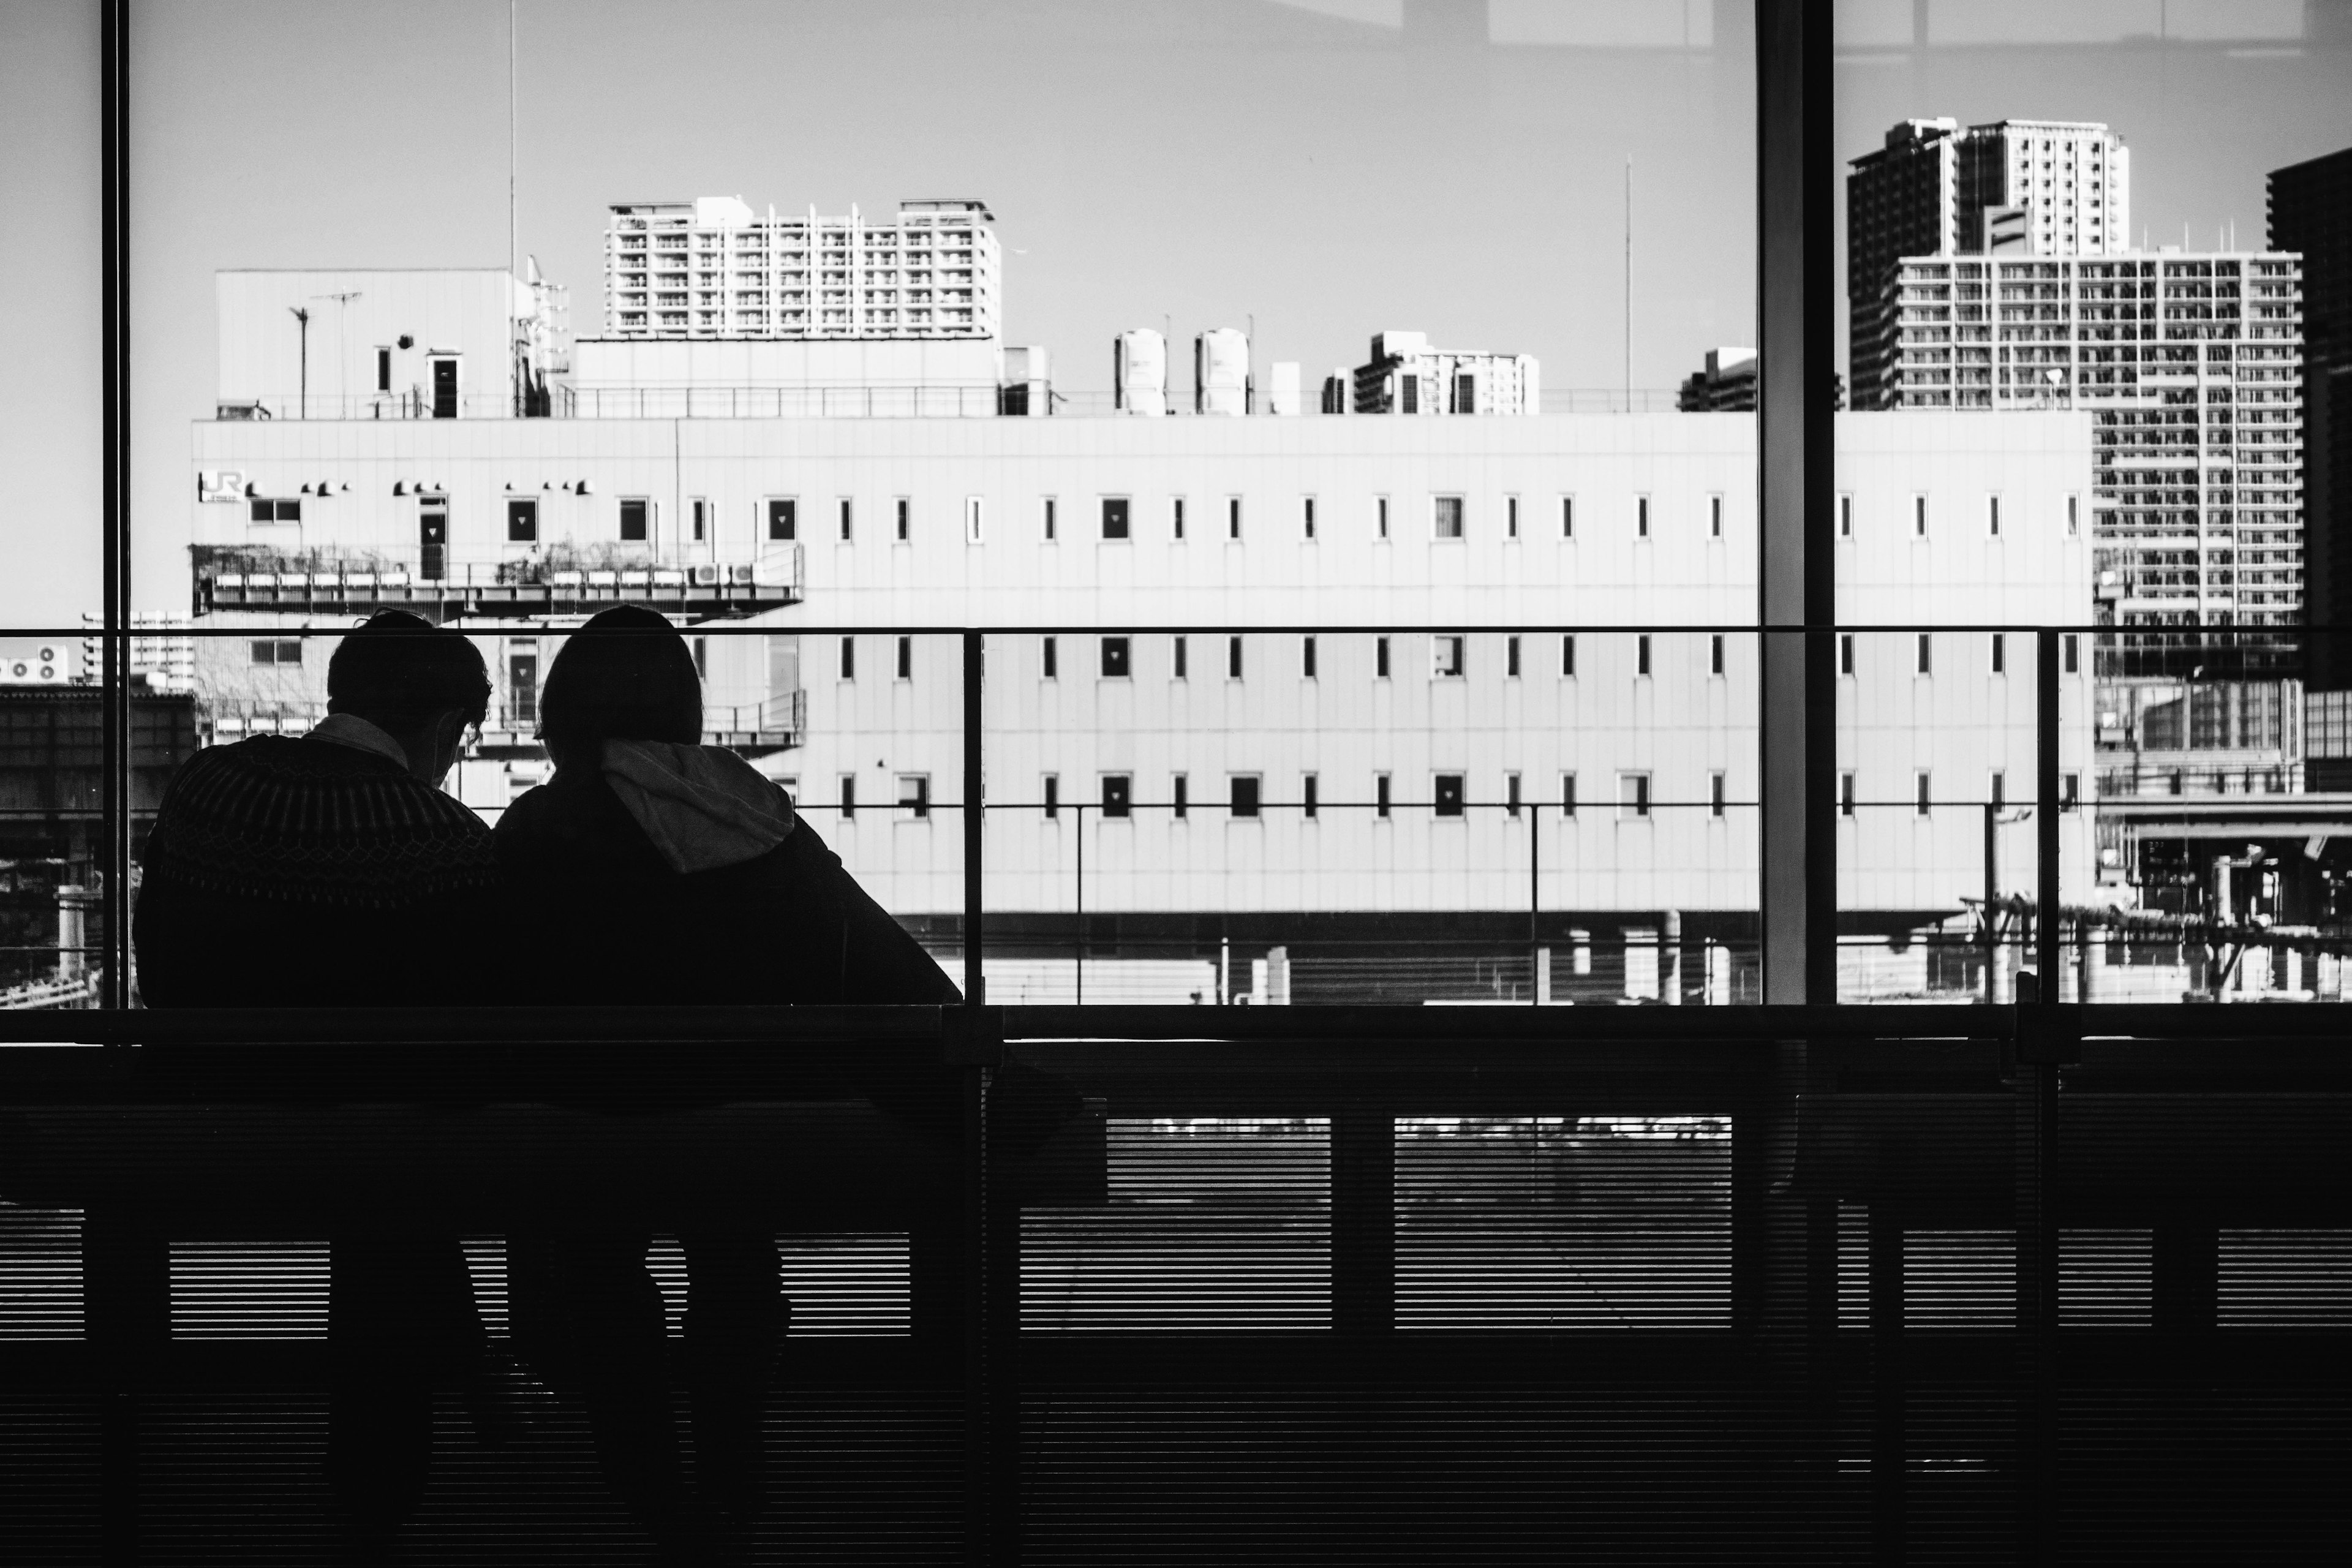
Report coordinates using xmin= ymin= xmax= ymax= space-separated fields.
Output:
xmin=1988 ymin=494 xmax=2002 ymax=536
xmin=1991 ymin=633 xmax=2006 ymax=674
xmin=1917 ymin=633 xmax=1933 ymax=676
xmin=1636 ymin=496 xmax=1651 ymax=537
xmin=1434 ymin=636 xmax=1466 ymax=678
xmin=2063 ymin=772 xmax=2081 ymax=810
xmin=2064 ymin=635 xmax=2080 ymax=674
xmin=1710 ymin=635 xmax=1725 ymax=676
xmin=1377 ymin=496 xmax=1390 ymax=539
xmin=1506 ymin=772 xmax=1522 ymax=818
xmin=1101 ymin=636 xmax=1131 ymax=678
xmin=249 ymin=639 xmax=301 ymax=666
xmin=248 ymin=498 xmax=301 ymax=524
xmin=1101 ymin=497 xmax=1130 ymax=540
xmin=897 ymin=774 xmax=930 ymax=819
xmin=1230 ymin=775 xmax=1261 ymax=818
xmin=1561 ymin=773 xmax=1578 ymax=817
xmin=1991 ymin=771 xmax=2007 ymax=809
xmin=690 ymin=498 xmax=708 ymax=542
xmin=837 ymin=497 xmax=853 ymax=541
xmin=1172 ymin=496 xmax=1186 ymax=539
xmin=1377 ymin=773 xmax=1392 ymax=819
xmin=895 ymin=497 xmax=911 ymax=541
xmin=1619 ymin=773 xmax=1651 ymax=818
xmin=1042 ymin=636 xmax=1058 ymax=679
xmin=1101 ymin=775 xmax=1132 ymax=818
xmin=840 ymin=775 xmax=856 ymax=821
xmin=839 ymin=636 xmax=856 ymax=681
xmin=1839 ymin=494 xmax=1853 ymax=537
xmin=1042 ymin=497 xmax=1058 ymax=541
xmin=767 ymin=498 xmax=796 ymax=541
xmin=1227 ymin=497 xmax=1243 ymax=539
xmin=1376 ymin=636 xmax=1391 ymax=679
xmin=1434 ymin=774 xmax=1466 ymax=817
xmin=507 ymin=498 xmax=538 ymax=542
xmin=622 ymin=499 xmax=650 ymax=541
xmin=895 ymin=636 xmax=913 ymax=680
xmin=375 ymin=347 xmax=391 ymax=393
xmin=1434 ymin=496 xmax=1465 ymax=539
xmin=1507 ymin=496 xmax=1520 ymax=538
xmin=1302 ymin=636 xmax=1317 ymax=679
xmin=1303 ymin=774 xmax=1320 ymax=820
xmin=1228 ymin=636 xmax=1244 ymax=679
xmin=1043 ymin=775 xmax=1060 ymax=820
xmin=1710 ymin=772 xmax=1727 ymax=818
xmin=1174 ymin=635 xmax=1188 ymax=679
xmin=1637 ymin=635 xmax=1653 ymax=677
xmin=2067 ymin=495 xmax=2080 ymax=537
xmin=1173 ymin=774 xmax=1189 ymax=820
xmin=1915 ymin=772 xmax=1932 ymax=816
xmin=1840 ymin=634 xmax=1855 ymax=676
xmin=1840 ymin=772 xmax=1856 ymax=816
xmin=1561 ymin=496 xmax=1575 ymax=538
xmin=1507 ymin=635 xmax=1521 ymax=677
xmin=1913 ymin=495 xmax=1929 ymax=536
xmin=965 ymin=496 xmax=985 ymax=543
xmin=1709 ymin=495 xmax=1724 ymax=537
xmin=1301 ymin=496 xmax=1317 ymax=540
xmin=1561 ymin=635 xmax=1577 ymax=677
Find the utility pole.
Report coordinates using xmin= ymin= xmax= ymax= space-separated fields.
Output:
xmin=1624 ymin=154 xmax=1633 ymax=410
xmin=289 ymin=306 xmax=310 ymax=419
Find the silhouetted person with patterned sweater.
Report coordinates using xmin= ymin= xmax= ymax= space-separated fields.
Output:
xmin=135 ymin=609 xmax=505 ymax=1551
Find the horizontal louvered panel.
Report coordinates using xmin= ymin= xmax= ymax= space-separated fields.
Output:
xmin=1025 ymin=1120 xmax=1331 ymax=1331
xmin=0 ymin=1204 xmax=81 ymax=1341
xmin=2060 ymin=1229 xmax=2153 ymax=1329
xmin=1396 ymin=1117 xmax=1730 ymax=1329
xmin=649 ymin=1233 xmax=912 ymax=1338
xmin=1902 ymin=1231 xmax=2016 ymax=1329
xmin=169 ymin=1243 xmax=328 ymax=1341
xmin=2219 ymin=1229 xmax=2352 ymax=1327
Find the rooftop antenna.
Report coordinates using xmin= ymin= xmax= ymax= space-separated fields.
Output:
xmin=289 ymin=306 xmax=310 ymax=420
xmin=317 ymin=290 xmax=361 ymax=413
xmin=1624 ymin=154 xmax=1633 ymax=412
xmin=508 ymin=0 xmax=518 ymax=285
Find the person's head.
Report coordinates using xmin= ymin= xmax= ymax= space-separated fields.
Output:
xmin=538 ymin=604 xmax=702 ymax=771
xmin=325 ymin=610 xmax=491 ymax=785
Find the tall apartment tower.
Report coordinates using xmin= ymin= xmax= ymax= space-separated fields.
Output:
xmin=1850 ymin=117 xmax=2307 ymax=801
xmin=2270 ymin=148 xmax=2352 ymax=692
xmin=1850 ymin=119 xmax=2131 ymax=407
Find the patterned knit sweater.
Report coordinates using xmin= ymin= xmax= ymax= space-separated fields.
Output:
xmin=135 ymin=737 xmax=499 ymax=1007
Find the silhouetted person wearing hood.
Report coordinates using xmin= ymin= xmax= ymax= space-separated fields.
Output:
xmin=493 ymin=606 xmax=959 ymax=1550
xmin=135 ymin=609 xmax=508 ymax=1550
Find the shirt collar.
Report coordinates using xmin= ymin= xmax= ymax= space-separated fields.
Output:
xmin=305 ymin=712 xmax=412 ymax=771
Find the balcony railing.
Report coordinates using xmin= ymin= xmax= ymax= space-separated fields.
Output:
xmin=190 ymin=545 xmax=804 ymax=619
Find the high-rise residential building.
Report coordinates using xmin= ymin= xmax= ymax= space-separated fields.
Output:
xmin=2270 ymin=147 xmax=2352 ymax=692
xmin=1849 ymin=119 xmax=2131 ymax=409
xmin=1349 ymin=332 xmax=1540 ymax=416
xmin=601 ymin=196 xmax=1000 ymax=341
xmin=1677 ymin=347 xmax=1757 ymax=412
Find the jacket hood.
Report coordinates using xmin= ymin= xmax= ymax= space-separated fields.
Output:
xmin=598 ymin=739 xmax=796 ymax=875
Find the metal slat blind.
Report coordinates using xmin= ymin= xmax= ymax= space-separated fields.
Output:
xmin=1395 ymin=1115 xmax=1731 ymax=1329
xmin=168 ymin=1242 xmax=328 ymax=1341
xmin=0 ymin=1204 xmax=81 ymax=1341
xmin=2218 ymin=1229 xmax=2352 ymax=1327
xmin=1023 ymin=1119 xmax=1332 ymax=1332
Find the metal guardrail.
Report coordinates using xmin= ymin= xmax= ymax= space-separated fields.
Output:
xmin=193 ymin=546 xmax=805 ymax=619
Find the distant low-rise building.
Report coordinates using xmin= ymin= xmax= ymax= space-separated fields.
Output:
xmin=1351 ymin=332 xmax=1539 ymax=416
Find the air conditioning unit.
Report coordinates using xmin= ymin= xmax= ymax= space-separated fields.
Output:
xmin=690 ymin=564 xmax=721 ymax=586
xmin=728 ymin=564 xmax=756 ymax=584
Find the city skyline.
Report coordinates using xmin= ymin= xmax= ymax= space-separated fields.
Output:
xmin=4 ymin=1 xmax=2351 ymax=622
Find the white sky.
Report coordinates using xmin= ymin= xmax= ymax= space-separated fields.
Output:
xmin=2 ymin=0 xmax=2348 ymax=620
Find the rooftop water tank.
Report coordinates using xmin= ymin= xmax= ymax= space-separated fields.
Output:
xmin=1196 ymin=328 xmax=1249 ymax=417
xmin=1115 ymin=330 xmax=1167 ymax=417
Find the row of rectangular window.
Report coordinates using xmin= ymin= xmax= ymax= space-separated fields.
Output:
xmin=1838 ymin=772 xmax=2082 ymax=815
xmin=840 ymin=633 xmax=1740 ymax=682
xmin=834 ymin=771 xmax=2086 ymax=823
xmin=827 ymin=772 xmax=1732 ymax=821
